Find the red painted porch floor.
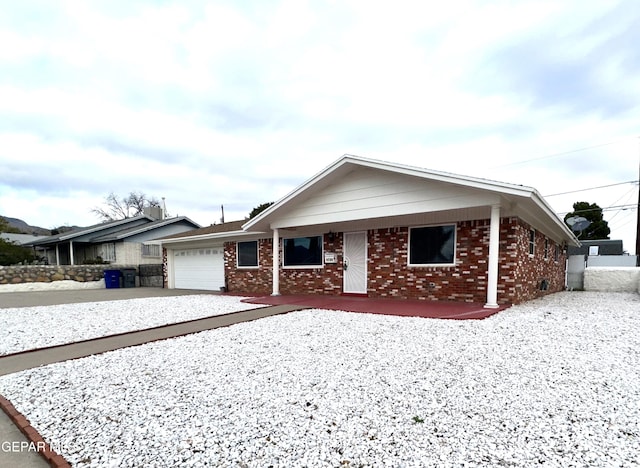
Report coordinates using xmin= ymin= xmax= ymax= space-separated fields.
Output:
xmin=241 ymin=295 xmax=510 ymax=320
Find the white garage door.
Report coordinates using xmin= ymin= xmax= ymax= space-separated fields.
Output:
xmin=173 ymin=247 xmax=225 ymax=290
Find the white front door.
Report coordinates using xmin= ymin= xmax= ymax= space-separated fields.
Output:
xmin=343 ymin=231 xmax=367 ymax=294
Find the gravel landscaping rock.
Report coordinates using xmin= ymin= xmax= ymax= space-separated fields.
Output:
xmin=0 ymin=291 xmax=638 ymax=467
xmin=0 ymin=295 xmax=265 ymax=355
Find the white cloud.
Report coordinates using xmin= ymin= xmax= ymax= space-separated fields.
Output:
xmin=0 ymin=0 xmax=638 ymax=251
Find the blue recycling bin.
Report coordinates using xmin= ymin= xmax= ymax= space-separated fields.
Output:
xmin=104 ymin=269 xmax=121 ymax=289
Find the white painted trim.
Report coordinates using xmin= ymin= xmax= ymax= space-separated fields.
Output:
xmin=69 ymin=240 xmax=75 ymax=265
xmin=272 ymin=228 xmax=280 ymax=296
xmin=166 ymin=248 xmax=175 ymax=289
xmin=484 ymin=205 xmax=500 ymax=308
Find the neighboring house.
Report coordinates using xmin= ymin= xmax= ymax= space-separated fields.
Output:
xmin=0 ymin=233 xmax=46 ymax=245
xmin=160 ymin=155 xmax=580 ymax=306
xmin=568 ymin=239 xmax=623 ymax=257
xmin=29 ymin=212 xmax=200 ymax=266
xmin=567 ymin=239 xmax=636 ymax=268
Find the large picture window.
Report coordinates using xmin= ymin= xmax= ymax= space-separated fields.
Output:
xmin=409 ymin=225 xmax=456 ymax=266
xmin=283 ymin=236 xmax=323 ymax=267
xmin=237 ymin=241 xmax=258 ymax=267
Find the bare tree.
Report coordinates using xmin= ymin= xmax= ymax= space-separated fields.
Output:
xmin=92 ymin=192 xmax=161 ymax=222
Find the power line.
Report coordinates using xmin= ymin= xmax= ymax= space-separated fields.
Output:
xmin=544 ymin=180 xmax=638 ymax=197
xmin=490 ymin=139 xmax=626 ymax=169
xmin=606 ymin=186 xmax=638 ymax=223
xmin=556 ymin=203 xmax=637 ymax=216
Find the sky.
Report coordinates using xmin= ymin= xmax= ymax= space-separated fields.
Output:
xmin=0 ymin=0 xmax=638 ymax=253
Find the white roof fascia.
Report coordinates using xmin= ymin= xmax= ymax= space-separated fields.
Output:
xmin=528 ymin=189 xmax=581 ymax=246
xmin=242 ymin=157 xmax=351 ymax=231
xmin=160 ymin=230 xmax=263 ymax=246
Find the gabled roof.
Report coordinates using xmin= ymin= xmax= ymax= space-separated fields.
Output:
xmin=243 ymin=154 xmax=580 ymax=246
xmin=90 ymin=216 xmax=200 ymax=242
xmin=29 ymin=215 xmax=200 ymax=246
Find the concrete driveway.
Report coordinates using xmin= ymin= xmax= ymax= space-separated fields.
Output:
xmin=0 ymin=287 xmax=220 ymax=309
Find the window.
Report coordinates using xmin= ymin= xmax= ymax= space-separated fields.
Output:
xmin=101 ymin=243 xmax=116 ymax=262
xmin=529 ymin=229 xmax=535 ymax=255
xmin=142 ymin=244 xmax=161 ymax=257
xmin=588 ymin=245 xmax=599 ymax=256
xmin=237 ymin=241 xmax=258 ymax=267
xmin=554 ymin=244 xmax=560 ymax=262
xmin=283 ymin=236 xmax=323 ymax=267
xmin=409 ymin=225 xmax=455 ymax=266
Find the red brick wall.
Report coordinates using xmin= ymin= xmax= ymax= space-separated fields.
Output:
xmin=219 ymin=217 xmax=568 ymax=304
xmin=224 ymin=239 xmax=273 ymax=294
xmin=280 ymin=233 xmax=343 ymax=295
xmin=507 ymin=218 xmax=567 ymax=303
xmin=368 ymin=223 xmax=491 ymax=302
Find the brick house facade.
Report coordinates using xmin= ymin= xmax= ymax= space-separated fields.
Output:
xmin=161 ymin=155 xmax=578 ymax=306
xmin=222 ymin=216 xmax=567 ymax=305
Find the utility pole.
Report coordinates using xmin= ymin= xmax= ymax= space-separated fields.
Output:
xmin=636 ymin=137 xmax=640 ymax=265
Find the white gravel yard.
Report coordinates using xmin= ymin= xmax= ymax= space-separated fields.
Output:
xmin=0 ymin=291 xmax=639 ymax=467
xmin=0 ymin=295 xmax=265 ymax=355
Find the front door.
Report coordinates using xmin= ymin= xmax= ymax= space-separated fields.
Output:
xmin=343 ymin=231 xmax=367 ymax=294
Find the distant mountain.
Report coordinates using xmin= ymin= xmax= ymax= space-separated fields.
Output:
xmin=1 ymin=216 xmax=51 ymax=236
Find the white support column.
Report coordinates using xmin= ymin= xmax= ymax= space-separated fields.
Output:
xmin=69 ymin=241 xmax=75 ymax=265
xmin=272 ymin=228 xmax=280 ymax=296
xmin=55 ymin=245 xmax=60 ymax=266
xmin=485 ymin=205 xmax=500 ymax=308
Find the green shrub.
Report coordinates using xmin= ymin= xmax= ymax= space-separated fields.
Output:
xmin=0 ymin=239 xmax=35 ymax=266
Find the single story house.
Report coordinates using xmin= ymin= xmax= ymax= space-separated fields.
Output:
xmin=30 ymin=209 xmax=200 ymax=266
xmin=160 ymin=155 xmax=580 ymax=306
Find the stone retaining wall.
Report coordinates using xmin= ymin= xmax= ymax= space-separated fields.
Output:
xmin=0 ymin=265 xmax=137 ymax=285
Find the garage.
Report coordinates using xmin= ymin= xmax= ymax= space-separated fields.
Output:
xmin=173 ymin=247 xmax=225 ymax=290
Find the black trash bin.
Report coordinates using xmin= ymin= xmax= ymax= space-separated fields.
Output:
xmin=121 ymin=268 xmax=136 ymax=288
xmin=104 ymin=270 xmax=121 ymax=289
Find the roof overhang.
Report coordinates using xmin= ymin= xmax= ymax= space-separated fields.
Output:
xmin=160 ymin=230 xmax=267 ymax=249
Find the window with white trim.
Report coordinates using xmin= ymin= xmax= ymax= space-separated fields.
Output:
xmin=529 ymin=229 xmax=535 ymax=256
xmin=283 ymin=236 xmax=323 ymax=267
xmin=409 ymin=225 xmax=456 ymax=266
xmin=237 ymin=241 xmax=258 ymax=267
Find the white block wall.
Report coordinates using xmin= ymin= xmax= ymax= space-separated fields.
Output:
xmin=583 ymin=267 xmax=640 ymax=293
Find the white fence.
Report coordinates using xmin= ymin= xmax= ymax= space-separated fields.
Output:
xmin=583 ymin=267 xmax=640 ymax=293
xmin=567 ymin=255 xmax=640 ymax=292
